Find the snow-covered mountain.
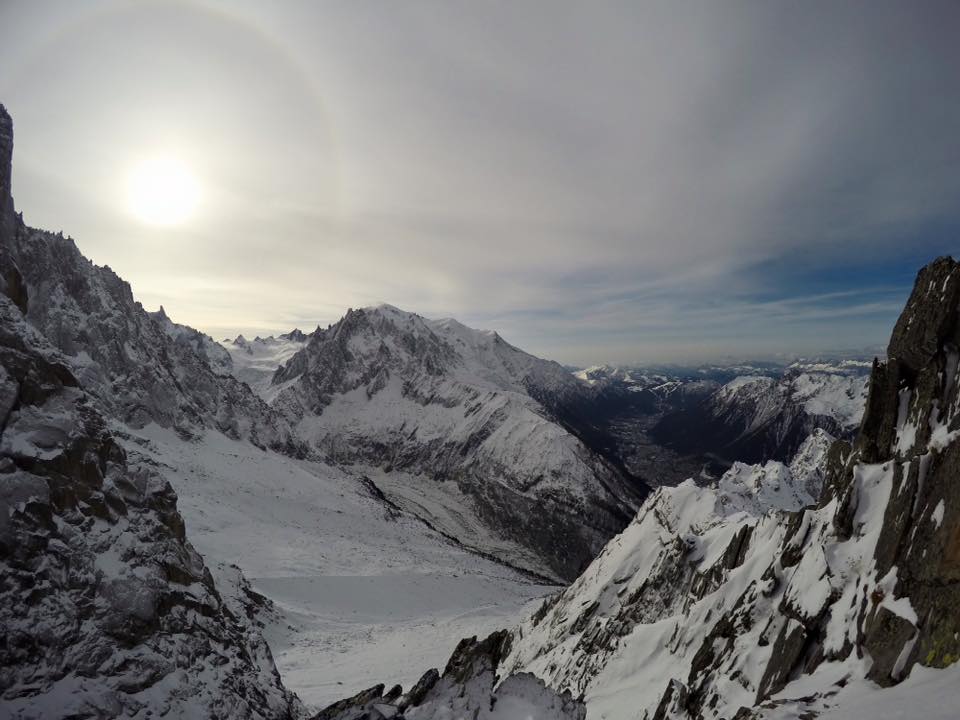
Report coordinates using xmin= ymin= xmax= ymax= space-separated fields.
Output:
xmin=495 ymin=256 xmax=960 ymax=718
xmin=652 ymin=363 xmax=869 ymax=465
xmin=9 ymin=96 xmax=960 ymax=720
xmin=238 ymin=304 xmax=648 ymax=581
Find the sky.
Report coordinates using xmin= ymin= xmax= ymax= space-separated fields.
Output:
xmin=1 ymin=0 xmax=959 ymax=364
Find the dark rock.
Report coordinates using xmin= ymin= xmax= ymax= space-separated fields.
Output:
xmin=442 ymin=629 xmax=512 ymax=684
xmin=312 ymin=684 xmax=385 ymax=720
xmin=864 ymin=606 xmax=918 ymax=685
xmin=397 ymin=668 xmax=439 ymax=711
xmin=650 ymin=678 xmax=689 ymax=720
xmin=887 ymin=257 xmax=960 ymax=374
xmin=756 ymin=619 xmax=809 ymax=701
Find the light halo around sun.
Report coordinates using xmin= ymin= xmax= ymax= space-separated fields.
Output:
xmin=125 ymin=155 xmax=201 ymax=226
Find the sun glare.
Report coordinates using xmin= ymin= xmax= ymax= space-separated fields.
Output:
xmin=126 ymin=156 xmax=200 ymax=226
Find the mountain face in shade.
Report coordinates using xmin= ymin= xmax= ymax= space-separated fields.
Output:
xmin=651 ymin=363 xmax=869 ymax=466
xmin=261 ymin=304 xmax=647 ymax=581
xmin=496 ymin=256 xmax=960 ymax=718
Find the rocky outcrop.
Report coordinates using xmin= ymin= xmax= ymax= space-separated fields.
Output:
xmin=0 ymin=106 xmax=26 ymax=317
xmin=313 ymin=630 xmax=584 ymax=720
xmin=0 ymin=105 xmax=14 ymax=228
xmin=0 ymin=295 xmax=301 ymax=719
xmin=774 ymin=256 xmax=960 ymax=687
xmin=731 ymin=257 xmax=960 ymax=703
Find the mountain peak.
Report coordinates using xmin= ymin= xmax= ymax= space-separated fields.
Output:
xmin=279 ymin=327 xmax=308 ymax=342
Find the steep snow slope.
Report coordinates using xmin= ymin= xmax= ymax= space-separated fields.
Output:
xmin=502 ymin=256 xmax=960 ymax=719
xmin=261 ymin=304 xmax=646 ymax=580
xmin=652 ymin=365 xmax=869 ymax=465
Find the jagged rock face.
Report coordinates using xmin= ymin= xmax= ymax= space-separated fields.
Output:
xmin=652 ymin=368 xmax=868 ymax=465
xmin=501 ymin=441 xmax=827 ymax=710
xmin=150 ymin=306 xmax=233 ymax=377
xmin=7 ymin=225 xmax=296 ymax=447
xmin=266 ymin=304 xmax=645 ymax=580
xmin=503 ymin=256 xmax=960 ymax=719
xmin=313 ymin=630 xmax=585 ymax=720
xmin=0 ymin=297 xmax=300 ymax=719
xmin=0 ymin=105 xmax=298 ymax=454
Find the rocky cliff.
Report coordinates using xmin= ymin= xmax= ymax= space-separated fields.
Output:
xmin=310 ymin=630 xmax=585 ymax=720
xmin=0 ymin=295 xmax=301 ymax=718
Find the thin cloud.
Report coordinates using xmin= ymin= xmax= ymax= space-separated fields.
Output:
xmin=1 ymin=1 xmax=957 ymax=363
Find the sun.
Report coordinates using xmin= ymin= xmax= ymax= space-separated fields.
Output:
xmin=126 ymin=156 xmax=201 ymax=226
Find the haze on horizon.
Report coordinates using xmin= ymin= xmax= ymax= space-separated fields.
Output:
xmin=1 ymin=0 xmax=958 ymax=365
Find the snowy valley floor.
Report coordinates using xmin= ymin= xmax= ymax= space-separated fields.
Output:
xmin=118 ymin=426 xmax=554 ymax=711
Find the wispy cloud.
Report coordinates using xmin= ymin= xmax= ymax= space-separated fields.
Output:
xmin=1 ymin=0 xmax=958 ymax=363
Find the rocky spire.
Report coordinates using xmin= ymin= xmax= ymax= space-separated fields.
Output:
xmin=0 ymin=104 xmax=27 ymax=314
xmin=0 ymin=103 xmax=13 ymax=223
